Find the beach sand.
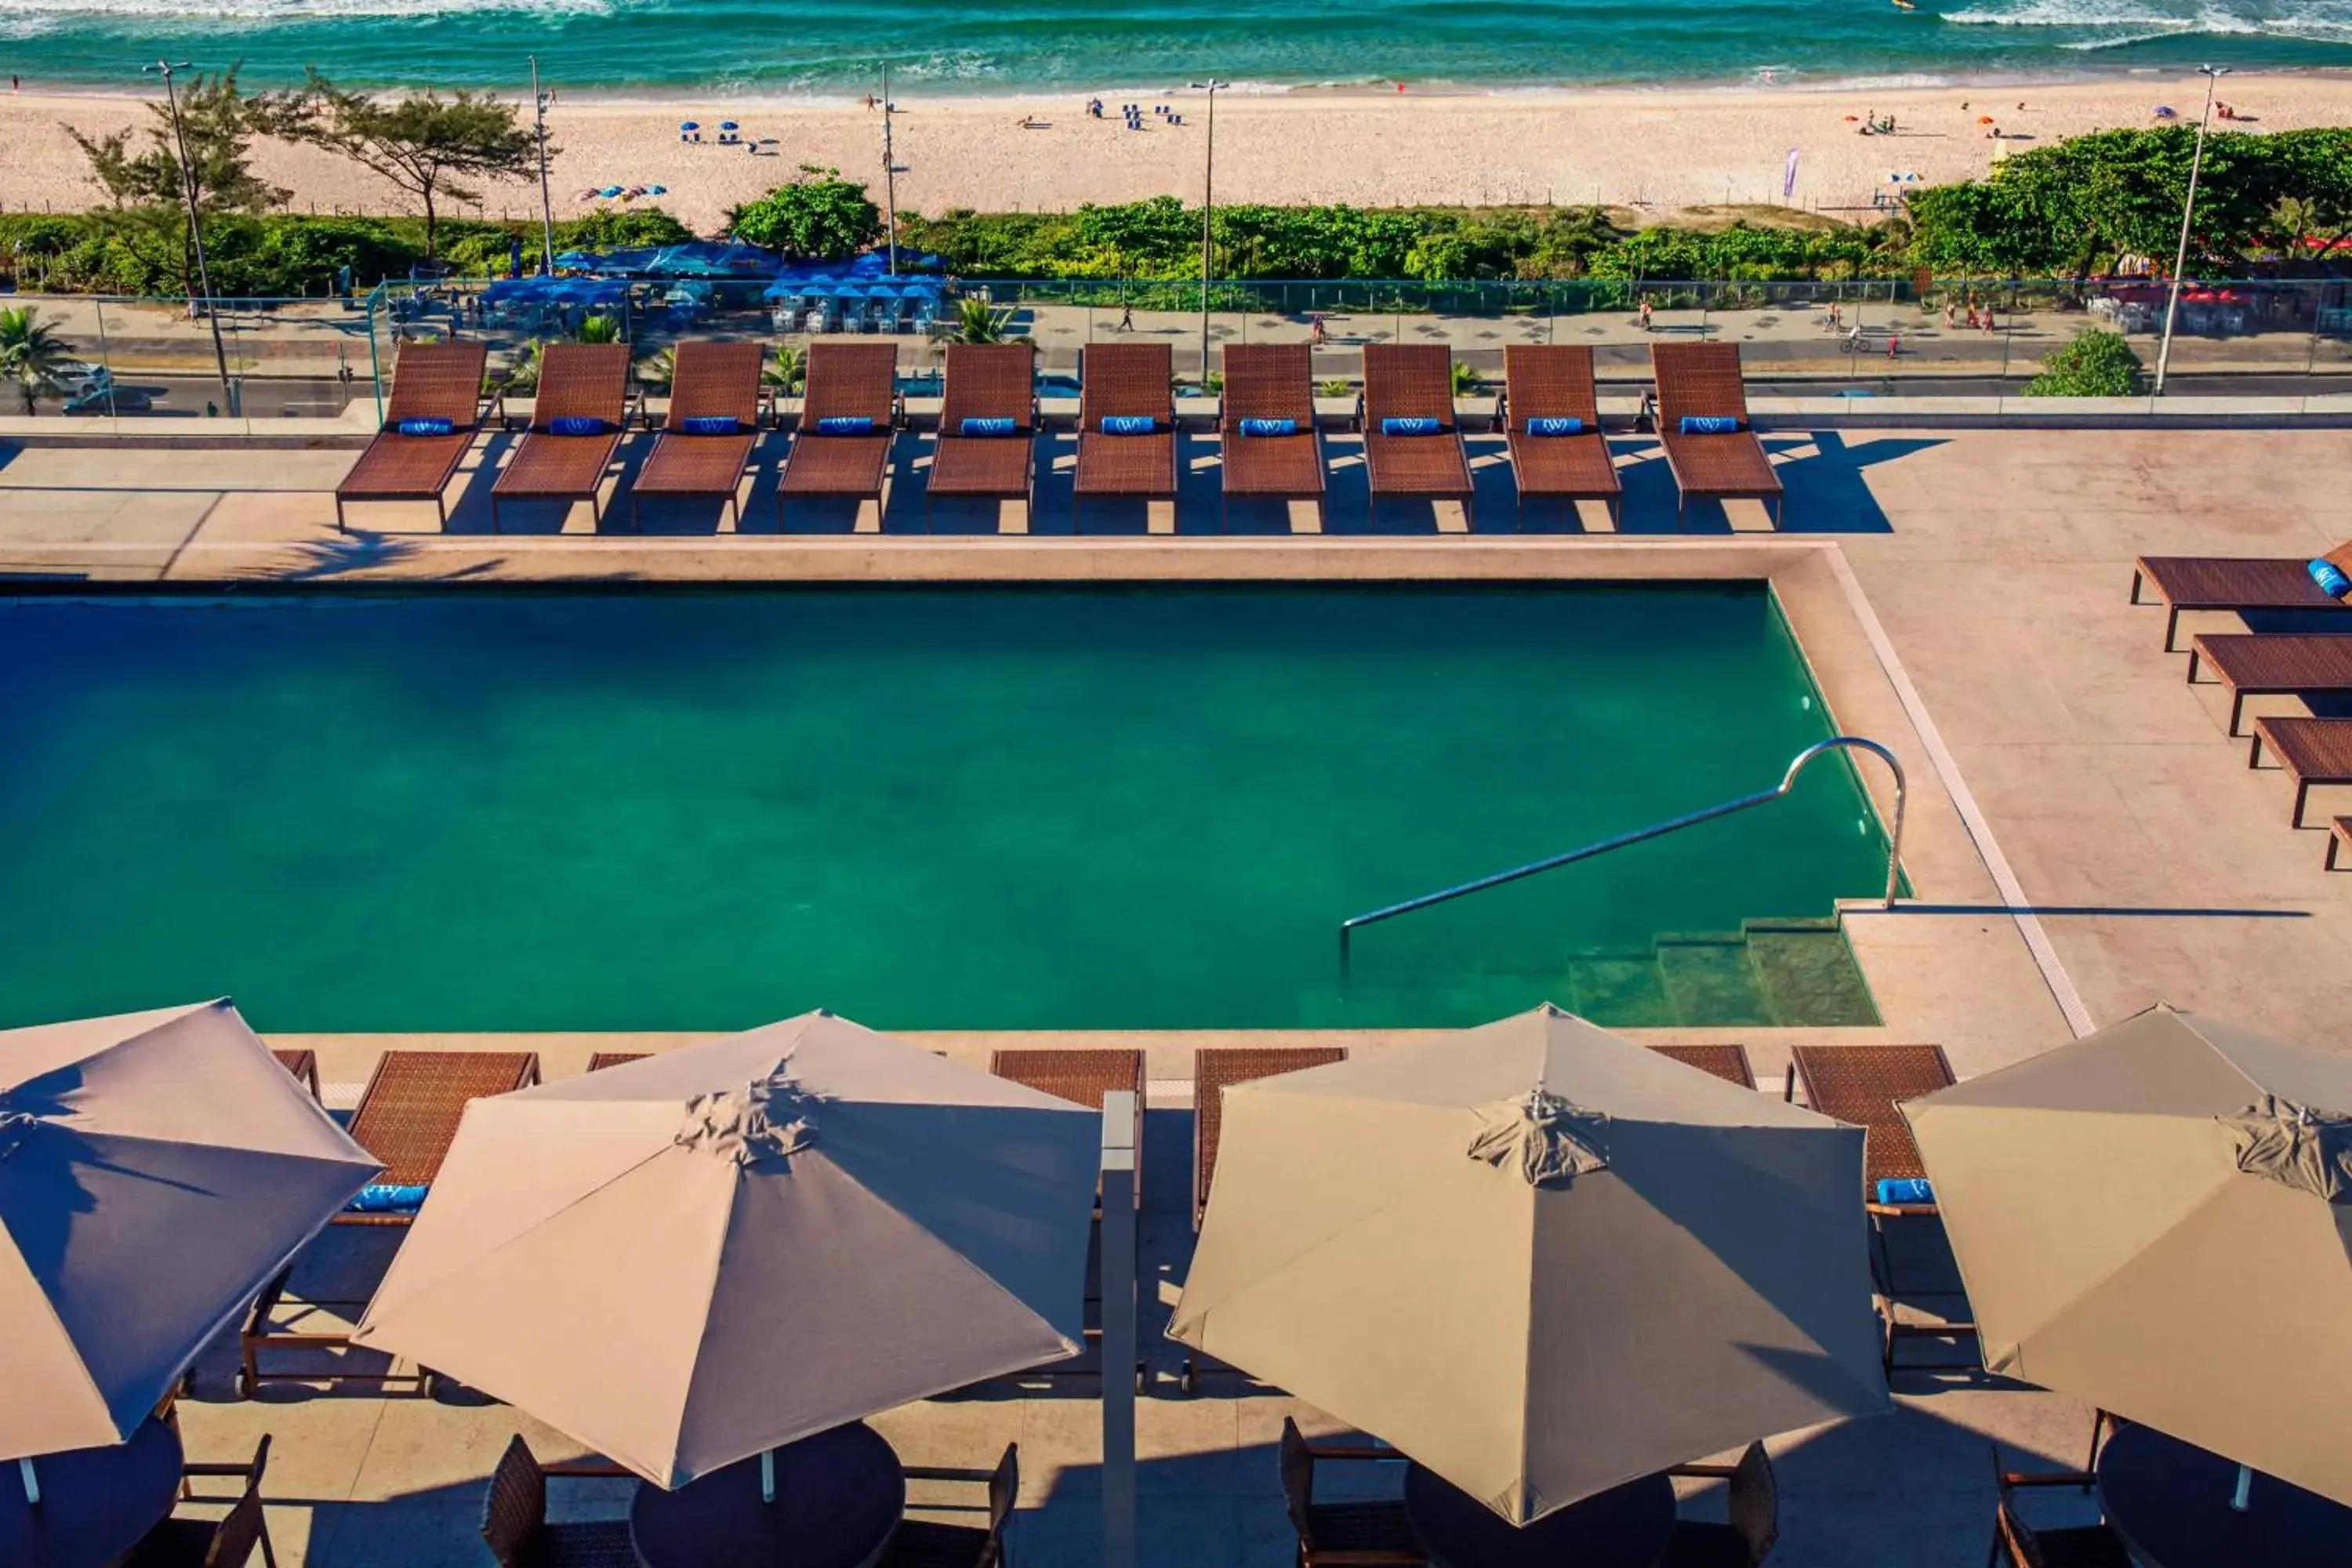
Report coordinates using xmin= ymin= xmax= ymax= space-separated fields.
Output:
xmin=3 ymin=72 xmax=2349 ymax=234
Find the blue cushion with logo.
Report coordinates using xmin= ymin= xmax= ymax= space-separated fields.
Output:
xmin=1381 ymin=416 xmax=1441 ymax=437
xmin=1526 ymin=416 xmax=1584 ymax=437
xmin=1679 ymin=415 xmax=1740 ymax=435
xmin=681 ymin=416 xmax=742 ymax=436
xmin=815 ymin=415 xmax=873 ymax=436
xmin=1100 ymin=414 xmax=1157 ymax=435
xmin=2310 ymin=558 xmax=2352 ymax=600
xmin=960 ymin=416 xmax=1018 ymax=437
xmin=346 ymin=1183 xmax=430 ymax=1215
xmin=1238 ymin=417 xmax=1298 ymax=437
xmin=396 ymin=417 xmax=453 ymax=437
xmin=549 ymin=415 xmax=611 ymax=437
xmin=1875 ymin=1178 xmax=1936 ymax=1207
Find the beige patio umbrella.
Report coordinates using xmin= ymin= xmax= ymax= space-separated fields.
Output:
xmin=1169 ymin=1004 xmax=1890 ymax=1526
xmin=1904 ymin=1003 xmax=2352 ymax=1507
xmin=0 ymin=999 xmax=379 ymax=1461
xmin=354 ymin=1010 xmax=1100 ymax=1489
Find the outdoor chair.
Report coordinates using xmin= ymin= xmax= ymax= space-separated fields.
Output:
xmin=2131 ymin=547 xmax=2352 ymax=651
xmin=124 ymin=1435 xmax=274 ymax=1568
xmin=779 ymin=339 xmax=903 ymax=527
xmin=269 ymin=1048 xmax=321 ymax=1102
xmin=1500 ymin=344 xmax=1621 ymax=528
xmin=1218 ymin=342 xmax=1325 ymax=529
xmin=925 ymin=342 xmax=1038 ymax=524
xmin=2249 ymin=717 xmax=2352 ymax=827
xmin=1649 ymin=1043 xmax=1758 ymax=1088
xmin=585 ymin=1051 xmax=648 ymax=1071
xmin=1662 ymin=1441 xmax=1778 ymax=1567
xmin=1361 ymin=343 xmax=1475 ymax=528
xmin=1652 ymin=343 xmax=1784 ymax=527
xmin=1276 ymin=1418 xmax=1424 ymax=1567
xmin=1071 ymin=340 xmax=1179 ymax=525
xmin=2187 ymin=631 xmax=2352 ymax=736
xmin=630 ymin=339 xmax=765 ymax=531
xmin=491 ymin=342 xmax=632 ymax=532
xmin=333 ymin=340 xmax=489 ymax=531
xmin=481 ymin=1435 xmax=637 ymax=1568
xmin=877 ymin=1443 xmax=1018 ymax=1568
xmin=1987 ymin=1448 xmax=2132 ymax=1568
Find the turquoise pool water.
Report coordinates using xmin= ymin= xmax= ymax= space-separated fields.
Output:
xmin=0 ymin=586 xmax=1886 ymax=1033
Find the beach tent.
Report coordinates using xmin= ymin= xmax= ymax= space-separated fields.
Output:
xmin=1171 ymin=1004 xmax=1890 ymax=1526
xmin=353 ymin=1011 xmax=1100 ymax=1490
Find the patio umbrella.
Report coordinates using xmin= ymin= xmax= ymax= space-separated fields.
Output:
xmin=0 ymin=1000 xmax=378 ymax=1460
xmin=1170 ymin=1004 xmax=1889 ymax=1526
xmin=353 ymin=1011 xmax=1099 ymax=1489
xmin=1905 ymin=1004 xmax=2352 ymax=1507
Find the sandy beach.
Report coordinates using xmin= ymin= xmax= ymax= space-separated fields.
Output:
xmin=3 ymin=72 xmax=2350 ymax=233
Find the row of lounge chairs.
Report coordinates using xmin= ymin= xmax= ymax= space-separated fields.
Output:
xmin=334 ymin=339 xmax=1788 ymax=532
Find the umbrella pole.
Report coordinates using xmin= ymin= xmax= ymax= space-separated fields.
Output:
xmin=17 ymin=1457 xmax=38 ymax=1505
xmin=2231 ymin=1463 xmax=2252 ymax=1513
xmin=761 ymin=1447 xmax=775 ymax=1504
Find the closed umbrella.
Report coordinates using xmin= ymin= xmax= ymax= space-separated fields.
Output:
xmin=1170 ymin=1004 xmax=1889 ymax=1526
xmin=0 ymin=1000 xmax=377 ymax=1461
xmin=353 ymin=1010 xmax=1099 ymax=1488
xmin=1905 ymin=1004 xmax=2352 ymax=1506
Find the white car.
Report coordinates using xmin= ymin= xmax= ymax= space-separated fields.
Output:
xmin=56 ymin=361 xmax=113 ymax=401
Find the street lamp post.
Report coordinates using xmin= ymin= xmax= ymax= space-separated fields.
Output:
xmin=881 ymin=64 xmax=898 ymax=276
xmin=530 ymin=56 xmax=557 ymax=276
xmin=2154 ymin=64 xmax=2229 ymax=397
xmin=143 ymin=60 xmax=235 ymax=417
xmin=1189 ymin=79 xmax=1227 ymax=385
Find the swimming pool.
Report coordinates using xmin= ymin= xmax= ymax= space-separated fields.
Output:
xmin=0 ymin=585 xmax=1886 ymax=1033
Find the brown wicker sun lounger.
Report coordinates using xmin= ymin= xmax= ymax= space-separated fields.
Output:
xmin=586 ymin=1051 xmax=648 ymax=1071
xmin=1361 ymin=343 xmax=1475 ymax=526
xmin=1072 ymin=340 xmax=1178 ymax=524
xmin=1649 ymin=1042 xmax=1757 ymax=1089
xmin=779 ymin=339 xmax=902 ymax=526
xmin=269 ymin=1047 xmax=322 ymax=1102
xmin=2187 ymin=632 xmax=2352 ymax=736
xmin=630 ymin=339 xmax=764 ymax=530
xmin=925 ymin=342 xmax=1038 ymax=523
xmin=2132 ymin=549 xmax=2352 ymax=652
xmin=1653 ymin=342 xmax=1784 ymax=527
xmin=1218 ymin=343 xmax=1324 ymax=529
xmin=1501 ymin=344 xmax=1621 ymax=528
xmin=2249 ymin=716 xmax=2352 ymax=827
xmin=491 ymin=341 xmax=631 ymax=532
xmin=992 ymin=1048 xmax=1146 ymax=1210
xmin=1193 ymin=1046 xmax=1348 ymax=1231
xmin=334 ymin=340 xmax=490 ymax=531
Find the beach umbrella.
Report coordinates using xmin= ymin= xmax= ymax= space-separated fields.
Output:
xmin=1906 ymin=1004 xmax=2352 ymax=1508
xmin=1170 ymin=1004 xmax=1889 ymax=1526
xmin=352 ymin=1011 xmax=1099 ymax=1490
xmin=719 ymin=120 xmax=739 ymax=130
xmin=598 ymin=185 xmax=626 ymax=198
xmin=679 ymin=121 xmax=699 ymax=131
xmin=0 ymin=1000 xmax=378 ymax=1461
xmin=647 ymin=184 xmax=667 ymax=196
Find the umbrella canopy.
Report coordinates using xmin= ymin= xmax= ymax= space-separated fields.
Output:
xmin=353 ymin=1011 xmax=1099 ymax=1489
xmin=1170 ymin=1005 xmax=1889 ymax=1526
xmin=1905 ymin=1004 xmax=2352 ymax=1505
xmin=0 ymin=1000 xmax=378 ymax=1460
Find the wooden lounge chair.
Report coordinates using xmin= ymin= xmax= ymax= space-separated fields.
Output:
xmin=270 ymin=1048 xmax=321 ymax=1102
xmin=1648 ymin=1042 xmax=1757 ymax=1089
xmin=490 ymin=341 xmax=631 ymax=532
xmin=481 ymin=1436 xmax=637 ymax=1568
xmin=630 ymin=339 xmax=764 ymax=531
xmin=2132 ymin=548 xmax=2352 ymax=652
xmin=991 ymin=1048 xmax=1146 ymax=1207
xmin=2187 ymin=632 xmax=2352 ymax=735
xmin=1652 ymin=342 xmax=1784 ymax=527
xmin=1500 ymin=344 xmax=1621 ymax=528
xmin=878 ymin=1444 xmax=1018 ymax=1568
xmin=1360 ymin=343 xmax=1474 ymax=527
xmin=585 ymin=1051 xmax=648 ymax=1071
xmin=2249 ymin=716 xmax=2352 ymax=827
xmin=333 ymin=340 xmax=489 ymax=531
xmin=1072 ymin=339 xmax=1178 ymax=524
xmin=925 ymin=342 xmax=1037 ymax=524
xmin=779 ymin=339 xmax=902 ymax=527
xmin=1988 ymin=1449 xmax=2132 ymax=1568
xmin=2331 ymin=815 xmax=2352 ymax=870
xmin=126 ymin=1439 xmax=274 ymax=1568
xmin=1276 ymin=1419 xmax=1422 ymax=1568
xmin=1218 ymin=343 xmax=1325 ymax=529
xmin=1662 ymin=1441 xmax=1777 ymax=1568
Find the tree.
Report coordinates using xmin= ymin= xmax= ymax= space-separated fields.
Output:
xmin=946 ymin=296 xmax=1018 ymax=344
xmin=285 ymin=74 xmax=540 ymax=262
xmin=2026 ymin=329 xmax=2145 ymax=397
xmin=0 ymin=307 xmax=72 ymax=415
xmin=724 ymin=167 xmax=883 ymax=260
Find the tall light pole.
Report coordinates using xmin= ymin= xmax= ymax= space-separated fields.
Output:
xmin=144 ymin=60 xmax=234 ymax=416
xmin=529 ymin=56 xmax=557 ymax=275
xmin=880 ymin=64 xmax=898 ymax=276
xmin=1189 ymin=78 xmax=1227 ymax=384
xmin=2154 ymin=64 xmax=2229 ymax=397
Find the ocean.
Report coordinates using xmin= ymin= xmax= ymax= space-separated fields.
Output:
xmin=1 ymin=0 xmax=2347 ymax=96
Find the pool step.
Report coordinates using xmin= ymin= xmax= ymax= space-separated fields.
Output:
xmin=1557 ymin=917 xmax=1878 ymax=1029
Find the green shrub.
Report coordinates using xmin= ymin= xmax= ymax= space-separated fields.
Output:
xmin=2024 ymin=329 xmax=2146 ymax=397
xmin=724 ymin=168 xmax=882 ymax=261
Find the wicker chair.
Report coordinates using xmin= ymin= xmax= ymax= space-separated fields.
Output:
xmin=481 ymin=1436 xmax=638 ymax=1568
xmin=1649 ymin=1043 xmax=1757 ymax=1089
xmin=1276 ymin=1419 xmax=1423 ymax=1567
xmin=123 ymin=1436 xmax=274 ymax=1568
xmin=1661 ymin=1442 xmax=1778 ymax=1567
xmin=1072 ymin=340 xmax=1178 ymax=526
xmin=490 ymin=342 xmax=633 ymax=532
xmin=1651 ymin=343 xmax=1784 ymax=527
xmin=630 ymin=339 xmax=765 ymax=530
xmin=877 ymin=1444 xmax=1018 ymax=1568
xmin=269 ymin=1049 xmax=321 ymax=1102
xmin=333 ymin=340 xmax=490 ymax=531
xmin=1987 ymin=1448 xmax=2132 ymax=1568
xmin=1360 ymin=344 xmax=1474 ymax=528
xmin=1500 ymin=343 xmax=1621 ymax=528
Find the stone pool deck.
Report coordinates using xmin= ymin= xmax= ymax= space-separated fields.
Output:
xmin=6 ymin=423 xmax=2350 ymax=1564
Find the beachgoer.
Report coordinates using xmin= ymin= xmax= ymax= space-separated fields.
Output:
xmin=864 ymin=94 xmax=877 ymax=111
xmin=1943 ymin=302 xmax=1956 ymax=330
xmin=1638 ymin=295 xmax=1653 ymax=332
xmin=1309 ymin=315 xmax=1329 ymax=346
xmin=1960 ymin=100 xmax=1969 ymax=111
xmin=1118 ymin=302 xmax=1134 ymax=332
xmin=1981 ymin=307 xmax=1994 ymax=334
xmin=1886 ymin=332 xmax=1899 ymax=361
xmin=1828 ymin=301 xmax=1843 ymax=330
xmin=9 ymin=75 xmax=18 ymax=93
xmin=1088 ymin=97 xmax=1103 ymax=118
xmin=1964 ymin=303 xmax=1979 ymax=329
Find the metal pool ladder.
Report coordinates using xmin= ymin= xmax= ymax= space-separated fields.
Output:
xmin=1338 ymin=735 xmax=1906 ymax=975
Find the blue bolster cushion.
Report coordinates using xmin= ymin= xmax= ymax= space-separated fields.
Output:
xmin=1679 ymin=415 xmax=1740 ymax=435
xmin=1238 ymin=417 xmax=1297 ymax=437
xmin=2310 ymin=558 xmax=2352 ymax=600
xmin=960 ymin=416 xmax=1018 ymax=437
xmin=549 ymin=415 xmax=612 ymax=437
xmin=1875 ymin=1178 xmax=1935 ymax=1206
xmin=1381 ymin=416 xmax=1442 ymax=437
xmin=680 ymin=416 xmax=743 ymax=436
xmin=346 ymin=1183 xmax=430 ymax=1215
xmin=396 ymin=417 xmax=453 ymax=437
xmin=1526 ymin=416 xmax=1584 ymax=437
xmin=1100 ymin=414 xmax=1157 ymax=435
xmin=815 ymin=415 xmax=873 ymax=436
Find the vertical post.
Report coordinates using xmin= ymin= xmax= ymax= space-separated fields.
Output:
xmin=2231 ymin=1463 xmax=2253 ymax=1513
xmin=530 ymin=56 xmax=557 ymax=277
xmin=17 ymin=1457 xmax=38 ymax=1506
xmin=1189 ymin=79 xmax=1226 ymax=386
xmin=1099 ymin=1090 xmax=1138 ymax=1568
xmin=2155 ymin=64 xmax=2227 ymax=397
xmin=760 ymin=1447 xmax=775 ymax=1504
xmin=881 ymin=65 xmax=898 ymax=277
xmin=147 ymin=61 xmax=234 ymax=418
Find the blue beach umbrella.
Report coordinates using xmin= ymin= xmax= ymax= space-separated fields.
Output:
xmin=646 ymin=185 xmax=668 ymax=196
xmin=680 ymin=121 xmax=699 ymax=131
xmin=720 ymin=121 xmax=739 ymax=131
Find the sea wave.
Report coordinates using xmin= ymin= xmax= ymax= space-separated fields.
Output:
xmin=1941 ymin=0 xmax=2352 ymax=42
xmin=0 ymin=0 xmax=608 ymax=17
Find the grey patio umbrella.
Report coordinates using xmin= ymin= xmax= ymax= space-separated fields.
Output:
xmin=353 ymin=1010 xmax=1101 ymax=1489
xmin=1170 ymin=1004 xmax=1890 ymax=1526
xmin=1904 ymin=1004 xmax=2352 ymax=1507
xmin=0 ymin=1000 xmax=379 ymax=1461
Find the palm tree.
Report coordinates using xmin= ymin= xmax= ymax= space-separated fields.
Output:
xmin=0 ymin=307 xmax=71 ymax=416
xmin=574 ymin=314 xmax=623 ymax=344
xmin=949 ymin=296 xmax=1018 ymax=345
xmin=762 ymin=343 xmax=805 ymax=395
